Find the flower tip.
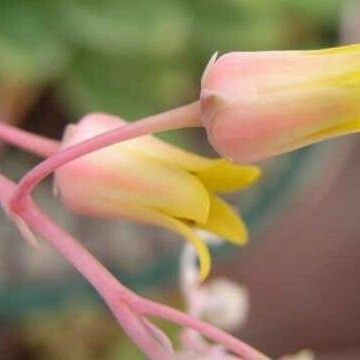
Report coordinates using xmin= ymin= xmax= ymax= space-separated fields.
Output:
xmin=219 ymin=206 xmax=249 ymax=247
xmin=198 ymin=246 xmax=211 ymax=282
xmin=198 ymin=195 xmax=249 ymax=248
xmin=232 ymin=165 xmax=262 ymax=191
xmin=227 ymin=225 xmax=248 ymax=247
xmin=178 ymin=224 xmax=212 ymax=282
xmin=201 ymin=51 xmax=219 ymax=85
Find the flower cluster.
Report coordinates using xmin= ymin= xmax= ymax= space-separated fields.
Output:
xmin=0 ymin=43 xmax=359 ymax=359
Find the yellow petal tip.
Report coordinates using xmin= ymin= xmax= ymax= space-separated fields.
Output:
xmin=197 ymin=195 xmax=249 ymax=247
xmin=228 ymin=228 xmax=248 ymax=246
xmin=197 ymin=160 xmax=261 ymax=193
xmin=196 ymin=237 xmax=211 ymax=282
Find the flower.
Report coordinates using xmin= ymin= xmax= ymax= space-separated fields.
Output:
xmin=54 ymin=113 xmax=260 ymax=280
xmin=200 ymin=44 xmax=360 ymax=162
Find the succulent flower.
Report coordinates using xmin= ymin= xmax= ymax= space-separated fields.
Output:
xmin=201 ymin=44 xmax=360 ymax=162
xmin=54 ymin=113 xmax=260 ymax=280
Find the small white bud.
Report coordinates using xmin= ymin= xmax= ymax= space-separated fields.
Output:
xmin=199 ymin=278 xmax=249 ymax=330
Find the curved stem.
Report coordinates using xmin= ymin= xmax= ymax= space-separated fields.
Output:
xmin=10 ymin=101 xmax=201 ymax=213
xmin=1 ymin=173 xmax=268 ymax=359
xmin=1 ymin=103 xmax=269 ymax=358
xmin=0 ymin=174 xmax=171 ymax=360
xmin=135 ymin=299 xmax=270 ymax=360
xmin=0 ymin=121 xmax=59 ymax=157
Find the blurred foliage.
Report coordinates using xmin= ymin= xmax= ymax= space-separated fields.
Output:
xmin=0 ymin=0 xmax=345 ymax=122
xmin=0 ymin=300 xmax=180 ymax=359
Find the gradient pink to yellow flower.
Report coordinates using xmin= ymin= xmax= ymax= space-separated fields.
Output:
xmin=201 ymin=44 xmax=360 ymax=162
xmin=55 ymin=113 xmax=260 ymax=281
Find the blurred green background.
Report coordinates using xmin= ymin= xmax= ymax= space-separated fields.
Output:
xmin=0 ymin=0 xmax=343 ymax=121
xmin=0 ymin=0 xmax=358 ymax=358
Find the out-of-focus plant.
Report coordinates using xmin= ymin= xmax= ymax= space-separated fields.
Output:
xmin=0 ymin=1 xmax=358 ymax=357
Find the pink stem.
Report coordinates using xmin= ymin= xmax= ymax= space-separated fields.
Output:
xmin=10 ymin=101 xmax=201 ymax=213
xmin=2 ymin=103 xmax=269 ymax=358
xmin=0 ymin=121 xmax=59 ymax=157
xmin=136 ymin=299 xmax=270 ymax=360
xmin=1 ymin=172 xmax=268 ymax=359
xmin=0 ymin=174 xmax=171 ymax=360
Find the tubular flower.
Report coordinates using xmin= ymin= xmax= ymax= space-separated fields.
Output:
xmin=200 ymin=44 xmax=360 ymax=162
xmin=54 ymin=113 xmax=260 ymax=281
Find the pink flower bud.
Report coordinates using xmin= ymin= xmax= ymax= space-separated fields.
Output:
xmin=54 ymin=113 xmax=260 ymax=280
xmin=201 ymin=44 xmax=360 ymax=162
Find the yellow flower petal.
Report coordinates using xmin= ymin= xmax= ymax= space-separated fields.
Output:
xmin=120 ymin=135 xmax=261 ymax=193
xmin=197 ymin=194 xmax=248 ymax=246
xmin=196 ymin=159 xmax=261 ymax=193
xmin=56 ymin=186 xmax=211 ymax=281
xmin=128 ymin=206 xmax=211 ymax=281
xmin=156 ymin=216 xmax=211 ymax=282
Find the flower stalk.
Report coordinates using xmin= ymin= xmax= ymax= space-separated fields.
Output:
xmin=0 ymin=121 xmax=59 ymax=157
xmin=0 ymin=174 xmax=170 ymax=360
xmin=9 ymin=101 xmax=202 ymax=215
xmin=0 ymin=113 xmax=265 ymax=358
xmin=0 ymin=172 xmax=269 ymax=359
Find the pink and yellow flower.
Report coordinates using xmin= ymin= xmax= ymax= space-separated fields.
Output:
xmin=54 ymin=113 xmax=260 ymax=280
xmin=201 ymin=44 xmax=360 ymax=162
